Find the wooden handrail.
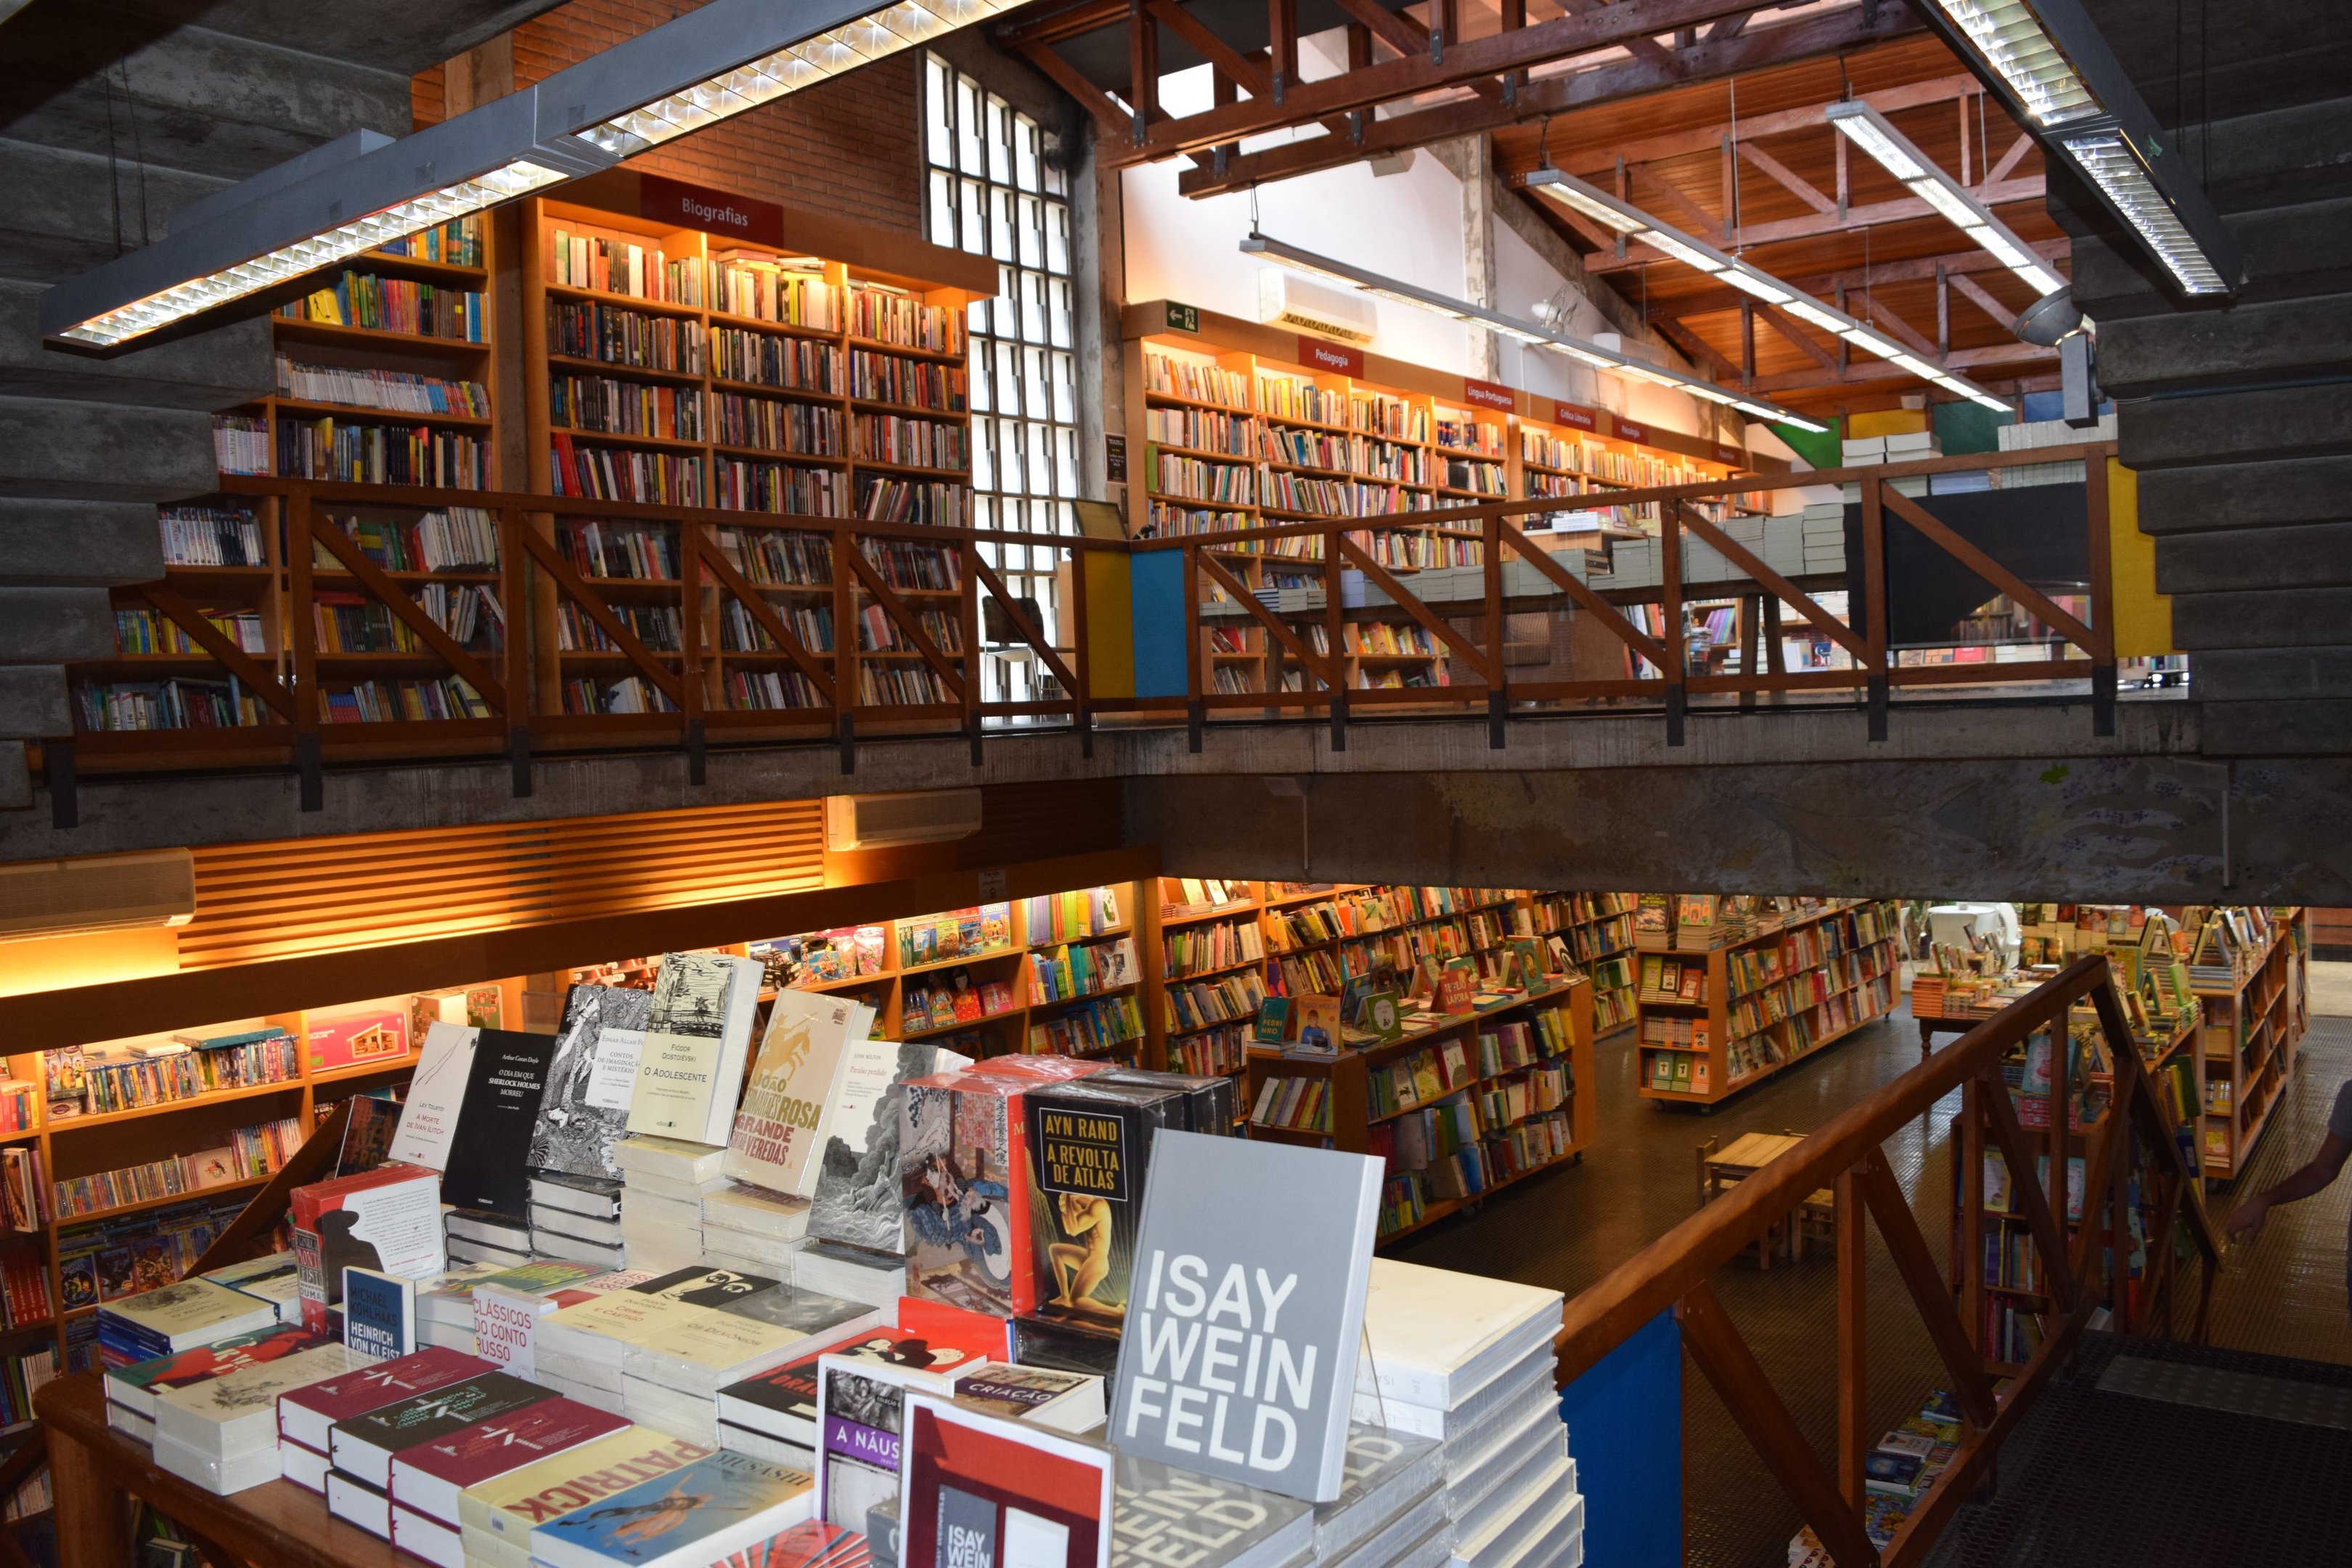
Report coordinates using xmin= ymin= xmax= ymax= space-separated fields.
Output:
xmin=1547 ymin=951 xmax=2218 ymax=1567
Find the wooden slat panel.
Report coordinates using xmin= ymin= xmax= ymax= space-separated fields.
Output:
xmin=176 ymin=800 xmax=826 ymax=968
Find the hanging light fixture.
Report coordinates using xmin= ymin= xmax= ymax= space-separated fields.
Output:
xmin=1911 ymin=0 xmax=2241 ymax=297
xmin=1826 ymin=100 xmax=2066 ymax=296
xmin=43 ymin=0 xmax=1018 ymax=349
xmin=1238 ymin=233 xmax=1830 ymax=432
xmin=1520 ymin=168 xmax=2012 ymax=412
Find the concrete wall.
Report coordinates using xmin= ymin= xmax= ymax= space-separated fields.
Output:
xmin=2065 ymin=1 xmax=2352 ymax=759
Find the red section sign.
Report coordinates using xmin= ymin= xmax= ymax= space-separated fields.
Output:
xmin=1615 ymin=418 xmax=1650 ymax=444
xmin=1296 ymin=336 xmax=1364 ymax=377
xmin=1546 ymin=400 xmax=1598 ymax=432
xmin=638 ymin=174 xmax=784 ymax=248
xmin=1461 ymin=378 xmax=1515 ymax=413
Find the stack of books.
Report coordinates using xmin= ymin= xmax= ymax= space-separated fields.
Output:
xmin=457 ymin=1425 xmax=718 ymax=1568
xmin=97 ymin=1278 xmax=282 ymax=1371
xmin=529 ymin=1173 xmax=625 ymax=1270
xmin=1353 ymin=1261 xmax=1580 ymax=1568
xmin=529 ymin=1446 xmax=817 ymax=1568
xmin=199 ymin=1252 xmax=305 ymax=1326
xmin=148 ymin=1338 xmax=361 ymax=1493
xmin=388 ymin=1384 xmax=634 ymax=1567
xmin=616 ymin=1135 xmax=730 ymax=1272
xmin=103 ymin=1322 xmax=323 ymax=1445
xmin=618 ymin=1275 xmax=877 ymax=1445
xmin=445 ymin=1209 xmax=534 ymax=1268
xmin=322 ymin=1367 xmax=558 ymax=1543
xmin=702 ymin=1180 xmax=811 ymax=1278
xmin=1309 ymin=1428 xmax=1448 ymax=1568
xmin=277 ymin=1344 xmax=492 ymax=1495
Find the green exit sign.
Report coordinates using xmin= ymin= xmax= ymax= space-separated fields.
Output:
xmin=1164 ymin=301 xmax=1199 ymax=332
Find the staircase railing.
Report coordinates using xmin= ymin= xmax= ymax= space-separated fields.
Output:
xmin=1552 ymin=953 xmax=2218 ymax=1568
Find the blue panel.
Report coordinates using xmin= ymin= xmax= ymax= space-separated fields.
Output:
xmin=1557 ymin=1309 xmax=1680 ymax=1568
xmin=1130 ymin=550 xmax=1191 ymax=699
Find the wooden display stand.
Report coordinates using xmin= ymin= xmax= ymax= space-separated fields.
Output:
xmin=1244 ymin=975 xmax=1596 ymax=1243
xmin=2195 ymin=908 xmax=2307 ymax=1179
xmin=1634 ymin=899 xmax=1902 ymax=1107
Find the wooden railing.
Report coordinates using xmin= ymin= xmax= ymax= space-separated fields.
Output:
xmin=1114 ymin=441 xmax=2120 ymax=750
xmin=1551 ymin=954 xmax=2216 ymax=1568
xmin=54 ymin=442 xmax=2117 ymax=807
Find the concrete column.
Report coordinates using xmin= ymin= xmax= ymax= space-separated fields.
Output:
xmin=1457 ymin=134 xmax=1500 ymax=381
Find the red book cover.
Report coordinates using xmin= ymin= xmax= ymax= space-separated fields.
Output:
xmin=893 ymin=1297 xmax=1014 ymax=1363
xmin=279 ymin=1345 xmax=493 ymax=1452
xmin=289 ymin=1164 xmax=446 ymax=1331
xmin=719 ymin=1520 xmax=871 ymax=1568
xmin=899 ymin=1394 xmax=1112 ymax=1568
xmin=391 ymin=1395 xmax=632 ymax=1525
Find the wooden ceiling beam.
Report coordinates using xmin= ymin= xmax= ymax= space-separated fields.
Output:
xmin=1104 ymin=0 xmax=1767 ymax=164
xmin=1753 ymin=340 xmax=2057 ymax=393
xmin=1552 ymin=71 xmax=1987 ymax=173
xmin=1636 ymin=240 xmax=2067 ymax=317
xmin=1176 ymin=2 xmax=1916 ymax=196
xmin=1585 ymin=175 xmax=2047 ymax=266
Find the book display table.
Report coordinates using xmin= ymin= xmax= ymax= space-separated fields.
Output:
xmin=37 ymin=1372 xmax=401 ymax=1568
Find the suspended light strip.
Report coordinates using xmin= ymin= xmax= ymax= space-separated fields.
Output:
xmin=44 ymin=0 xmax=1020 ymax=348
xmin=1521 ymin=169 xmax=2010 ymax=412
xmin=1914 ymin=0 xmax=2240 ymax=297
xmin=1826 ymin=100 xmax=2066 ymax=296
xmin=1238 ymin=233 xmax=1829 ymax=433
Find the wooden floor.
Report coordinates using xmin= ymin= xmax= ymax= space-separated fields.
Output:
xmin=1392 ymin=1001 xmax=2352 ymax=1568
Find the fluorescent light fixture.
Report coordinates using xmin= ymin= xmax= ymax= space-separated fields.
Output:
xmin=1826 ymin=100 xmax=2066 ymax=297
xmin=44 ymin=0 xmax=1020 ymax=348
xmin=1237 ymin=232 xmax=1830 ymax=433
xmin=1522 ymin=168 xmax=2010 ymax=412
xmin=1914 ymin=0 xmax=2241 ymax=296
xmin=2061 ymin=133 xmax=2230 ymax=295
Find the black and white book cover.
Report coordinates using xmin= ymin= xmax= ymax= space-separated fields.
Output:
xmin=438 ymin=1029 xmax=563 ymax=1222
xmin=809 ymin=1041 xmax=971 ymax=1254
xmin=530 ymin=984 xmax=652 ymax=1181
xmin=629 ymin=951 xmax=764 ymax=1146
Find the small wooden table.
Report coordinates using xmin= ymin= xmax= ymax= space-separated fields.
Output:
xmin=1699 ymin=1131 xmax=1811 ymax=1266
xmin=36 ymin=1371 xmax=401 ymax=1568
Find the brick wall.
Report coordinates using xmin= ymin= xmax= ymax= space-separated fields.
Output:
xmin=414 ymin=0 xmax=923 ymax=234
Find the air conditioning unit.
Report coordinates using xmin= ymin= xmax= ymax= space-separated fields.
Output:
xmin=1592 ymin=331 xmax=1666 ymax=368
xmin=825 ymin=789 xmax=984 ymax=852
xmin=0 ymin=849 xmax=197 ymax=940
xmin=1258 ymin=269 xmax=1376 ymax=346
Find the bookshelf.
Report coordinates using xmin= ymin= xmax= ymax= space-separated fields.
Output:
xmin=1124 ymin=303 xmax=1748 ymax=704
xmin=1632 ymin=898 xmax=1903 ymax=1105
xmin=1 ymin=981 xmax=533 ymax=1374
xmin=2188 ymin=908 xmax=2306 ymax=1179
xmin=1241 ymin=976 xmax=1596 ymax=1242
xmin=1529 ymin=891 xmax=1639 ymax=1035
xmin=522 ymin=193 xmax=978 ymax=730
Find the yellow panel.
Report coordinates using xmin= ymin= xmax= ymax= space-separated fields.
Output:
xmin=1847 ymin=409 xmax=1930 ymax=438
xmin=0 ymin=926 xmax=178 ymax=997
xmin=1084 ymin=550 xmax=1135 ymax=699
xmin=2107 ymin=459 xmax=2176 ymax=658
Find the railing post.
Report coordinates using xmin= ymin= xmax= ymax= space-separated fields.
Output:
xmin=501 ymin=505 xmax=532 ymax=798
xmin=835 ymin=520 xmax=857 ymax=775
xmin=1861 ymin=476 xmax=1889 ymax=742
xmin=963 ymin=539 xmax=984 ymax=768
xmin=1961 ymin=1075 xmax=1987 ymax=1357
xmin=287 ymin=484 xmax=322 ymax=812
xmin=1069 ymin=539 xmax=1093 ymax=759
xmin=1836 ymin=1167 xmax=1866 ymax=1510
xmin=1326 ymin=523 xmax=1347 ymax=752
xmin=1485 ymin=510 xmax=1504 ymax=749
xmin=682 ymin=520 xmax=706 ymax=785
xmin=1660 ymin=502 xmax=1685 ymax=747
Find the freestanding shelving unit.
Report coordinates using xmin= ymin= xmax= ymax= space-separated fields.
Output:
xmin=1633 ymin=899 xmax=1903 ymax=1106
xmin=2194 ymin=907 xmax=2308 ymax=1179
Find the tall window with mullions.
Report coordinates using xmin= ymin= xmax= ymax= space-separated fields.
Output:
xmin=923 ymin=54 xmax=1079 ymax=718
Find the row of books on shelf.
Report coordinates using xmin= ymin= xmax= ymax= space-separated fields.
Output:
xmin=327 ymin=678 xmax=492 ymax=724
xmin=1162 ymin=877 xmax=1251 ymax=914
xmin=278 ymin=356 xmax=490 ymax=418
xmin=322 ymin=507 xmax=501 ymax=573
xmin=1372 ymin=1109 xmax=1572 ymax=1231
xmin=279 ymin=271 xmax=487 ymax=341
xmin=897 ymin=905 xmax=1012 ymax=968
xmin=1643 ymin=1049 xmax=1710 ymax=1095
xmin=753 ymin=926 xmax=887 ymax=988
xmin=1021 ymin=886 xmax=1122 ymax=943
xmin=160 ymin=505 xmax=270 ymax=568
xmin=277 ymin=417 xmax=490 ymax=489
xmin=75 ymin=677 xmax=273 ymax=732
xmin=901 ymin=973 xmax=1015 ymax=1035
xmin=0 ymin=1243 xmax=49 ymax=1331
xmin=1164 ymin=968 xmax=1267 ymax=1034
xmin=1792 ymin=1393 xmax=1969 ymax=1564
xmin=57 ymin=1191 xmax=256 ymax=1315
xmin=51 ymin=1114 xmax=303 ymax=1217
xmin=46 ymin=1028 xmax=304 ymax=1116
xmin=1168 ymin=1021 xmax=1249 ymax=1080
xmin=1024 ymin=936 xmax=1139 ymax=1003
xmin=1249 ymin=1074 xmax=1331 ymax=1133
xmin=1028 ymin=994 xmax=1147 ymax=1056
xmin=0 ymin=1344 xmax=57 ymax=1432
xmin=1161 ymin=918 xmax=1263 ymax=977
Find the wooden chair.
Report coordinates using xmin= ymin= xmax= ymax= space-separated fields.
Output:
xmin=1695 ymin=1135 xmax=1720 ymax=1209
xmin=1792 ymin=1188 xmax=1837 ymax=1261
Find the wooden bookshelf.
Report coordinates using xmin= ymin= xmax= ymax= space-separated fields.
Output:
xmin=1530 ymin=891 xmax=1639 ymax=1036
xmin=2190 ymin=908 xmax=2306 ymax=1179
xmin=1124 ymin=303 xmax=1749 ymax=705
xmin=523 ymin=193 xmax=980 ymax=728
xmin=1632 ymin=899 xmax=1903 ymax=1106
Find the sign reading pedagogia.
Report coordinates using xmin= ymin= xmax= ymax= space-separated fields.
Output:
xmin=1109 ymin=1131 xmax=1383 ymax=1502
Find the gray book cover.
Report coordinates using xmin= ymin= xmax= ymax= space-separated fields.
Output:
xmin=531 ymin=984 xmax=652 ymax=1180
xmin=811 ymin=1040 xmax=965 ymax=1254
xmin=1111 ymin=1451 xmax=1313 ymax=1568
xmin=1314 ymin=1427 xmax=1444 ymax=1560
xmin=1108 ymin=1131 xmax=1382 ymax=1503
